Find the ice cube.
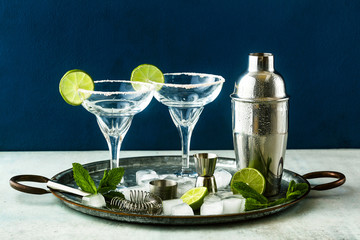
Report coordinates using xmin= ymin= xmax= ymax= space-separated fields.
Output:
xmin=162 ymin=199 xmax=184 ymax=215
xmin=200 ymin=199 xmax=223 ymax=215
xmin=176 ymin=180 xmax=195 ymax=198
xmin=136 ymin=169 xmax=159 ymax=186
xmin=171 ymin=203 xmax=194 ymax=216
xmin=222 ymin=196 xmax=246 ymax=214
xmin=204 ymin=193 xmax=222 ymax=203
xmin=159 ymin=174 xmax=178 ymax=180
xmin=174 ymin=176 xmax=196 ymax=186
xmin=216 ymin=190 xmax=234 ymax=199
xmin=82 ymin=193 xmax=106 ymax=208
xmin=214 ymin=168 xmax=232 ymax=190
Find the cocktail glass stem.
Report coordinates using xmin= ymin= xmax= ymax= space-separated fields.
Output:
xmin=178 ymin=125 xmax=193 ymax=174
xmin=107 ymin=135 xmax=122 ymax=170
xmin=169 ymin=107 xmax=204 ymax=175
xmin=97 ymin=116 xmax=133 ymax=169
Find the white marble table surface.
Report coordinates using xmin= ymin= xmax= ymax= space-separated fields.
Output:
xmin=0 ymin=150 xmax=358 ymax=240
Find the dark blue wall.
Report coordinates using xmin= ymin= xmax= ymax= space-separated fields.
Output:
xmin=1 ymin=0 xmax=359 ymax=151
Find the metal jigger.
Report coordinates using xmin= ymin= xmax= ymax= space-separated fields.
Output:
xmin=194 ymin=153 xmax=217 ymax=193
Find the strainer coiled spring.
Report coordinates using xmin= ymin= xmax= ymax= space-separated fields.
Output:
xmin=109 ymin=190 xmax=162 ymax=215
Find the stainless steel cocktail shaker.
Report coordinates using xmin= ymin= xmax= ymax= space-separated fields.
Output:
xmin=230 ymin=53 xmax=288 ymax=196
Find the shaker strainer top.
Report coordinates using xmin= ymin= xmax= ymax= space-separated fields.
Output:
xmin=230 ymin=53 xmax=288 ymax=101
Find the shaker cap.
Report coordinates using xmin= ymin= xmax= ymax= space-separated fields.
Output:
xmin=231 ymin=53 xmax=287 ymax=101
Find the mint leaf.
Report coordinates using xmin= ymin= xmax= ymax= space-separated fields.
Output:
xmin=72 ymin=163 xmax=97 ymax=194
xmin=97 ymin=186 xmax=114 ymax=194
xmin=293 ymin=183 xmax=309 ymax=195
xmin=232 ymin=181 xmax=268 ymax=204
xmin=97 ymin=170 xmax=109 ymax=193
xmin=267 ymin=198 xmax=286 ymax=207
xmin=286 ymin=180 xmax=296 ymax=198
xmin=97 ymin=167 xmax=124 ymax=194
xmin=245 ymin=198 xmax=268 ymax=211
xmin=286 ymin=181 xmax=309 ymax=200
xmin=103 ymin=191 xmax=125 ymax=201
xmin=286 ymin=190 xmax=303 ymax=201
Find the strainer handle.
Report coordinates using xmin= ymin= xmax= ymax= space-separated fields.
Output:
xmin=9 ymin=174 xmax=90 ymax=196
xmin=303 ymin=171 xmax=346 ymax=191
xmin=9 ymin=175 xmax=50 ymax=194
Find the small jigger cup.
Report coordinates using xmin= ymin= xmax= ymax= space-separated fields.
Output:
xmin=149 ymin=179 xmax=177 ymax=200
xmin=194 ymin=153 xmax=218 ymax=193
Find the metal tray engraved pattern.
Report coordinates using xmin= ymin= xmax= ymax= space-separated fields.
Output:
xmin=49 ymin=156 xmax=310 ymax=225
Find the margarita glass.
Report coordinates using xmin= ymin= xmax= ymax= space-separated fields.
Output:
xmin=152 ymin=73 xmax=225 ymax=175
xmin=78 ymin=80 xmax=154 ymax=169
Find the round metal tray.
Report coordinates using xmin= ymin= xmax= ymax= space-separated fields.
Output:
xmin=10 ymin=155 xmax=346 ymax=225
xmin=51 ymin=155 xmax=311 ymax=225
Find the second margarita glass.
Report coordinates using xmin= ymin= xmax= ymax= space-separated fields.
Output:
xmin=151 ymin=73 xmax=225 ymax=175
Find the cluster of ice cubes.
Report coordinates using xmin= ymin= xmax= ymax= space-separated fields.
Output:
xmin=200 ymin=192 xmax=245 ymax=215
xmin=162 ymin=199 xmax=194 ymax=216
xmin=162 ymin=191 xmax=246 ymax=216
xmin=117 ymin=168 xmax=240 ymax=215
xmin=133 ymin=168 xmax=232 ymax=193
xmin=131 ymin=169 xmax=198 ymax=198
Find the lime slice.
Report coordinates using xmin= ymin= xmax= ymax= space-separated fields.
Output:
xmin=180 ymin=187 xmax=208 ymax=210
xmin=130 ymin=64 xmax=164 ymax=91
xmin=231 ymin=168 xmax=266 ymax=195
xmin=59 ymin=69 xmax=94 ymax=106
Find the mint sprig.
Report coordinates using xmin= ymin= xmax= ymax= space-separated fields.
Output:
xmin=72 ymin=163 xmax=124 ymax=194
xmin=98 ymin=168 xmax=125 ymax=194
xmin=72 ymin=163 xmax=97 ymax=194
xmin=286 ymin=181 xmax=308 ymax=201
xmin=232 ymin=181 xmax=268 ymax=204
xmin=103 ymin=191 xmax=125 ymax=201
xmin=232 ymin=180 xmax=309 ymax=211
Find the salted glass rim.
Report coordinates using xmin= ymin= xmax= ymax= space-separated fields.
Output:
xmin=150 ymin=72 xmax=225 ymax=89
xmin=78 ymin=80 xmax=154 ymax=96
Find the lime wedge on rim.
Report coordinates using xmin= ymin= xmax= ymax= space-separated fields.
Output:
xmin=130 ymin=64 xmax=164 ymax=91
xmin=180 ymin=187 xmax=208 ymax=210
xmin=231 ymin=168 xmax=266 ymax=195
xmin=59 ymin=69 xmax=94 ymax=106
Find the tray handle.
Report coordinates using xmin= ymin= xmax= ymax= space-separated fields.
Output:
xmin=9 ymin=175 xmax=51 ymax=194
xmin=303 ymin=171 xmax=346 ymax=191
